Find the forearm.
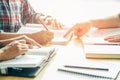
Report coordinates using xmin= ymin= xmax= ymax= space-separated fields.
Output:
xmin=0 ymin=32 xmax=31 ymax=40
xmin=90 ymin=14 xmax=120 ymax=29
xmin=0 ymin=48 xmax=4 ymax=61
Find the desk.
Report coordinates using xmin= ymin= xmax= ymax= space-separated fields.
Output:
xmin=0 ymin=38 xmax=120 ymax=80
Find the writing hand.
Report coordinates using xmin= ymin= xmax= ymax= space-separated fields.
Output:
xmin=37 ymin=15 xmax=65 ymax=30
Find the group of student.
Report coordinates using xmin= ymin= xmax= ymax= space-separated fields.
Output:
xmin=0 ymin=0 xmax=120 ymax=61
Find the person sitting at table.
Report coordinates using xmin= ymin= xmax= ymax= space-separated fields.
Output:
xmin=0 ymin=0 xmax=63 ymax=32
xmin=0 ymin=0 xmax=64 ymax=45
xmin=64 ymin=13 xmax=120 ymax=42
xmin=0 ymin=35 xmax=41 ymax=61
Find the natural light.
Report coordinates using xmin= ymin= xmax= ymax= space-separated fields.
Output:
xmin=29 ymin=0 xmax=120 ymax=27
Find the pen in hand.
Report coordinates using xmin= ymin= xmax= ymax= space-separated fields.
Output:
xmin=40 ymin=20 xmax=49 ymax=31
xmin=64 ymin=65 xmax=109 ymax=71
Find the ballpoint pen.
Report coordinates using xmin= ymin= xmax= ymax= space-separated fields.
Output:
xmin=85 ymin=43 xmax=120 ymax=46
xmin=40 ymin=20 xmax=49 ymax=31
xmin=64 ymin=65 xmax=109 ymax=71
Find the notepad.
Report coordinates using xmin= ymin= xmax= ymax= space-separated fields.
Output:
xmin=48 ymin=30 xmax=73 ymax=45
xmin=0 ymin=47 xmax=57 ymax=68
xmin=58 ymin=60 xmax=120 ymax=80
xmin=84 ymin=44 xmax=120 ymax=59
xmin=82 ymin=37 xmax=120 ymax=59
xmin=18 ymin=25 xmax=72 ymax=45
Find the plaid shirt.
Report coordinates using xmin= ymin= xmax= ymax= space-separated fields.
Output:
xmin=0 ymin=0 xmax=42 ymax=32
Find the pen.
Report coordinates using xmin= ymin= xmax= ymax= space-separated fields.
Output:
xmin=40 ymin=20 xmax=49 ymax=31
xmin=64 ymin=65 xmax=109 ymax=71
xmin=85 ymin=43 xmax=120 ymax=46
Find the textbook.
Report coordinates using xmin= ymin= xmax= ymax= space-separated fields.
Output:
xmin=0 ymin=47 xmax=57 ymax=77
xmin=82 ymin=37 xmax=120 ymax=59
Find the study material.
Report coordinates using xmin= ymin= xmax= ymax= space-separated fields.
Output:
xmin=40 ymin=21 xmax=49 ymax=31
xmin=0 ymin=47 xmax=57 ymax=67
xmin=64 ymin=65 xmax=109 ymax=71
xmin=84 ymin=44 xmax=120 ymax=59
xmin=48 ymin=30 xmax=73 ymax=45
xmin=58 ymin=60 xmax=120 ymax=80
xmin=82 ymin=37 xmax=120 ymax=59
xmin=0 ymin=47 xmax=57 ymax=77
xmin=18 ymin=25 xmax=72 ymax=45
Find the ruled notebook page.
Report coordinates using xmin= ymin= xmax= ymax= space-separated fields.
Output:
xmin=57 ymin=60 xmax=120 ymax=80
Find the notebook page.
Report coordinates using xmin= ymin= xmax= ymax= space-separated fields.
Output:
xmin=18 ymin=25 xmax=71 ymax=45
xmin=0 ymin=55 xmax=46 ymax=67
xmin=57 ymin=60 xmax=120 ymax=80
xmin=27 ymin=47 xmax=53 ymax=56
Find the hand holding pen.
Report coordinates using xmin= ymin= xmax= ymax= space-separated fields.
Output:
xmin=37 ymin=14 xmax=64 ymax=30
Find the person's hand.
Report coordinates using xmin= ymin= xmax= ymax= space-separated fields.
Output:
xmin=0 ymin=40 xmax=29 ymax=60
xmin=16 ymin=35 xmax=42 ymax=48
xmin=0 ymin=35 xmax=42 ymax=48
xmin=29 ymin=30 xmax=54 ymax=45
xmin=64 ymin=22 xmax=91 ymax=38
xmin=104 ymin=34 xmax=120 ymax=42
xmin=8 ymin=35 xmax=42 ymax=48
xmin=37 ymin=15 xmax=65 ymax=30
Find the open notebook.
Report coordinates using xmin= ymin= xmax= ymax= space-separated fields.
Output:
xmin=0 ymin=47 xmax=57 ymax=77
xmin=18 ymin=24 xmax=72 ymax=45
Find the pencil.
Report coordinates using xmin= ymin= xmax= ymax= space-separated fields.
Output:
xmin=64 ymin=65 xmax=109 ymax=71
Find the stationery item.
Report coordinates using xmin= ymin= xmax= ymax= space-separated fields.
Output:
xmin=18 ymin=25 xmax=72 ymax=45
xmin=40 ymin=21 xmax=49 ymax=31
xmin=84 ymin=44 xmax=120 ymax=59
xmin=58 ymin=60 xmax=120 ymax=80
xmin=0 ymin=47 xmax=56 ymax=67
xmin=64 ymin=65 xmax=109 ymax=71
xmin=48 ymin=30 xmax=73 ymax=45
xmin=0 ymin=47 xmax=57 ymax=77
xmin=82 ymin=37 xmax=120 ymax=59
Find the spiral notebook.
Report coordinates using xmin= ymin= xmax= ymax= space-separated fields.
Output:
xmin=57 ymin=60 xmax=120 ymax=80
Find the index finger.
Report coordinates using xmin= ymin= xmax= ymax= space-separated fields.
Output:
xmin=33 ymin=41 xmax=42 ymax=48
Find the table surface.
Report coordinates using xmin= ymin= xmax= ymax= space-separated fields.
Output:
xmin=0 ymin=38 xmax=120 ymax=80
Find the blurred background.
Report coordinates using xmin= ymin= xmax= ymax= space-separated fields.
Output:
xmin=29 ymin=0 xmax=120 ymax=27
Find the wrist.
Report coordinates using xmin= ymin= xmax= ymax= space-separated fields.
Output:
xmin=0 ymin=48 xmax=5 ymax=61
